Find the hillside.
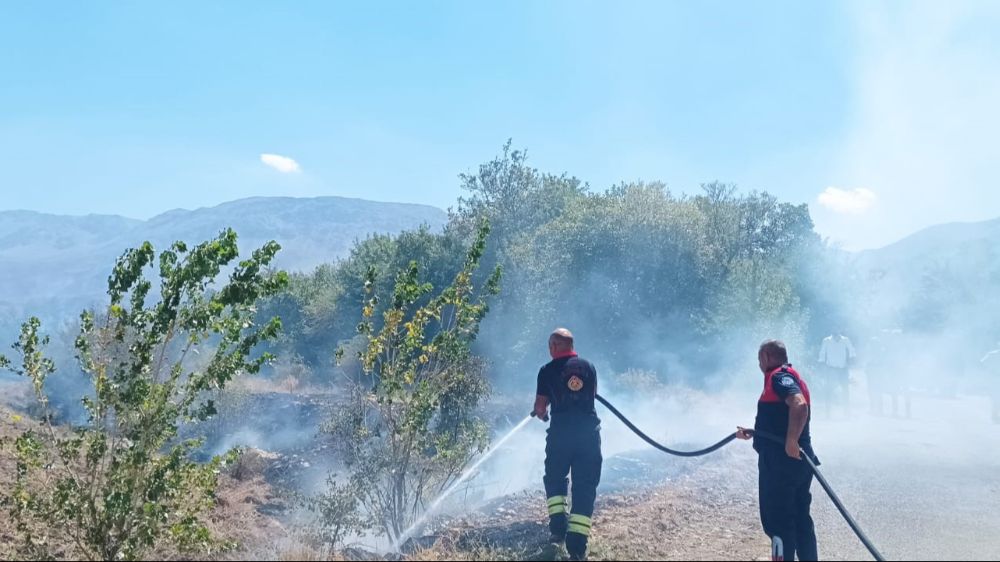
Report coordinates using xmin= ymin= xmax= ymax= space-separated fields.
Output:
xmin=0 ymin=196 xmax=446 ymax=339
xmin=848 ymin=217 xmax=1000 ymax=339
xmin=856 ymin=217 xmax=1000 ymax=278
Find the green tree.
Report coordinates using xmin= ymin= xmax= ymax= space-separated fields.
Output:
xmin=0 ymin=230 xmax=288 ymax=561
xmin=264 ymin=141 xmax=826 ymax=391
xmin=262 ymin=226 xmax=470 ymax=374
xmin=324 ymin=221 xmax=501 ymax=540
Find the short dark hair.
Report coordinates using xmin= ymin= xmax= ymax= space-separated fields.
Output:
xmin=759 ymin=340 xmax=789 ymax=364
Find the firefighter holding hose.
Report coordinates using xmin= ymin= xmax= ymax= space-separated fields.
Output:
xmin=737 ymin=340 xmax=820 ymax=561
xmin=533 ymin=328 xmax=602 ymax=562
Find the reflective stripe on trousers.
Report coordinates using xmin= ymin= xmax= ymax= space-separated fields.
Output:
xmin=568 ymin=514 xmax=592 ymax=537
xmin=548 ymin=495 xmax=568 ymax=515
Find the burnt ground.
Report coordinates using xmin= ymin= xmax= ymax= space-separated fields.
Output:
xmin=3 ymin=377 xmax=1000 ymax=561
xmin=409 ymin=449 xmax=768 ymax=562
xmin=406 ymin=391 xmax=1000 ymax=562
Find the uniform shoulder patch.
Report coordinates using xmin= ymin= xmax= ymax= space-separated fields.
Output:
xmin=778 ymin=375 xmax=797 ymax=387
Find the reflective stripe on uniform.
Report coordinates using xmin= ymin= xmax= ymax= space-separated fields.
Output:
xmin=568 ymin=513 xmax=592 ymax=536
xmin=547 ymin=495 xmax=568 ymax=515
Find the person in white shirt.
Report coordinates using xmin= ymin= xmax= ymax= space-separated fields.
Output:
xmin=818 ymin=330 xmax=856 ymax=416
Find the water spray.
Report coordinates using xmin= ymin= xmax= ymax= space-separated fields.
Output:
xmin=393 ymin=414 xmax=535 ymax=552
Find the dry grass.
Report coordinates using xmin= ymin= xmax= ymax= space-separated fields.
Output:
xmin=0 ymin=403 xmax=290 ymax=561
xmin=395 ymin=449 xmax=770 ymax=562
xmin=409 ymin=545 xmax=524 ymax=561
xmin=0 ymin=405 xmax=36 ymax=560
xmin=274 ymin=545 xmax=334 ymax=561
xmin=226 ymin=447 xmax=282 ymax=481
xmin=0 ymin=379 xmax=33 ymax=410
xmin=0 ymin=392 xmax=770 ymax=562
xmin=201 ymin=474 xmax=289 ymax=559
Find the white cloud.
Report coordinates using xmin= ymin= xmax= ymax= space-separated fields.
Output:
xmin=817 ymin=187 xmax=877 ymax=215
xmin=260 ymin=153 xmax=301 ymax=174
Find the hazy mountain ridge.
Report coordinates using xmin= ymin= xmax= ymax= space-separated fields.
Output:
xmin=851 ymin=216 xmax=1000 ymax=340
xmin=0 ymin=196 xmax=447 ymax=336
xmin=856 ymin=216 xmax=1000 ymax=290
xmin=858 ymin=216 xmax=1000 ymax=272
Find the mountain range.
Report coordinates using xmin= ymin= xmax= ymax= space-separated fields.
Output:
xmin=0 ymin=196 xmax=447 ymax=336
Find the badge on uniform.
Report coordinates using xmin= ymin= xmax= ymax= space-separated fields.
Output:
xmin=779 ymin=376 xmax=796 ymax=387
xmin=567 ymin=375 xmax=584 ymax=392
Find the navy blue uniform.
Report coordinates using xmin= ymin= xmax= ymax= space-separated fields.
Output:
xmin=754 ymin=365 xmax=819 ymax=561
xmin=536 ymin=352 xmax=602 ymax=559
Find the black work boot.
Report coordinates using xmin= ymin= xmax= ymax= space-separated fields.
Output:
xmin=548 ymin=514 xmax=567 ymax=544
xmin=566 ymin=532 xmax=588 ymax=561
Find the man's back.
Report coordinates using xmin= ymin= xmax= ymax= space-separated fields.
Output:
xmin=536 ymin=355 xmax=600 ymax=429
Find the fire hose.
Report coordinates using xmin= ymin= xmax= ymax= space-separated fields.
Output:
xmin=590 ymin=394 xmax=887 ymax=562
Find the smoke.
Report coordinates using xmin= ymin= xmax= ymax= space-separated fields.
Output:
xmin=439 ymin=331 xmax=769 ymax=507
xmin=416 ymin=201 xmax=1000 ymax=561
xmin=814 ymin=1 xmax=1000 ymax=250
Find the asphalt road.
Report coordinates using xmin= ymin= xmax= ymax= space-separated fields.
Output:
xmin=800 ymin=392 xmax=1000 ymax=561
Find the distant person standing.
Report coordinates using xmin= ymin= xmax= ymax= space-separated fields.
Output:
xmin=866 ymin=334 xmax=888 ymax=417
xmin=818 ymin=330 xmax=856 ymax=416
xmin=534 ymin=328 xmax=602 ymax=562
xmin=981 ymin=342 xmax=1000 ymax=424
xmin=737 ymin=340 xmax=819 ymax=561
xmin=867 ymin=329 xmax=911 ymax=418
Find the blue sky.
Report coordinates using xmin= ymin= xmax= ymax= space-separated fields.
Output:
xmin=1 ymin=1 xmax=998 ymax=249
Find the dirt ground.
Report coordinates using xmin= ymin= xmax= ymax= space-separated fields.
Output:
xmin=3 ymin=376 xmax=999 ymax=562
xmin=408 ymin=390 xmax=1000 ymax=562
xmin=410 ymin=450 xmax=769 ymax=561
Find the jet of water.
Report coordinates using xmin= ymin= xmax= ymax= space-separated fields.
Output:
xmin=393 ymin=414 xmax=534 ymax=552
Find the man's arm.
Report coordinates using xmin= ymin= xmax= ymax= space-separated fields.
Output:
xmin=535 ymin=368 xmax=550 ymax=421
xmin=784 ymin=393 xmax=809 ymax=459
xmin=534 ymin=395 xmax=550 ymax=420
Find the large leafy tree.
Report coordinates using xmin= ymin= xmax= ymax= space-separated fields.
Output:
xmin=273 ymin=142 xmax=824 ymax=388
xmin=0 ymin=230 xmax=288 ymax=561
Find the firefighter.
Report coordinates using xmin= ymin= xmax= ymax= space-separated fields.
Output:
xmin=533 ymin=328 xmax=602 ymax=562
xmin=737 ymin=340 xmax=820 ymax=561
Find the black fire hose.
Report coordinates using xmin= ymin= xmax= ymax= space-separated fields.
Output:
xmin=594 ymin=394 xmax=740 ymax=457
xmin=592 ymin=394 xmax=887 ymax=562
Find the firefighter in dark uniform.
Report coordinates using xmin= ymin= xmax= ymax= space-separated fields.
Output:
xmin=737 ymin=340 xmax=819 ymax=561
xmin=533 ymin=328 xmax=602 ymax=562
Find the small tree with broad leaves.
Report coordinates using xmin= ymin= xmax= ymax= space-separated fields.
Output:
xmin=324 ymin=221 xmax=501 ymax=541
xmin=0 ymin=229 xmax=288 ymax=561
